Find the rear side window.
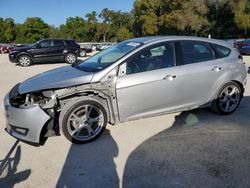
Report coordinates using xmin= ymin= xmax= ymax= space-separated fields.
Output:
xmin=53 ymin=40 xmax=65 ymax=47
xmin=181 ymin=41 xmax=215 ymax=65
xmin=211 ymin=44 xmax=231 ymax=58
xmin=40 ymin=40 xmax=52 ymax=48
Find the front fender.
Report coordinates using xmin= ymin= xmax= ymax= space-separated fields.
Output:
xmin=16 ymin=52 xmax=33 ymax=61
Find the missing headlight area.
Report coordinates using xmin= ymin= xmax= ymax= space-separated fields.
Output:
xmin=9 ymin=91 xmax=57 ymax=109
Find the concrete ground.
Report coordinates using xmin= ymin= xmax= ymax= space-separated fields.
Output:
xmin=0 ymin=53 xmax=249 ymax=188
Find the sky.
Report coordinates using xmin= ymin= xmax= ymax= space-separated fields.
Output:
xmin=0 ymin=0 xmax=135 ymax=27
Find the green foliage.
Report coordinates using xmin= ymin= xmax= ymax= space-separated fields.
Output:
xmin=19 ymin=17 xmax=49 ymax=43
xmin=234 ymin=0 xmax=250 ymax=36
xmin=63 ymin=17 xmax=86 ymax=41
xmin=48 ymin=26 xmax=65 ymax=38
xmin=133 ymin=0 xmax=209 ymax=36
xmin=0 ymin=18 xmax=16 ymax=43
xmin=116 ymin=27 xmax=134 ymax=41
xmin=98 ymin=8 xmax=134 ymax=41
xmin=1 ymin=1 xmax=250 ymax=44
xmin=0 ymin=17 xmax=4 ymax=42
xmin=85 ymin=11 xmax=98 ymax=41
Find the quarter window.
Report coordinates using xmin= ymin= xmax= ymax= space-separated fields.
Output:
xmin=211 ymin=44 xmax=231 ymax=58
xmin=181 ymin=41 xmax=215 ymax=64
xmin=126 ymin=42 xmax=175 ymax=75
xmin=40 ymin=40 xmax=52 ymax=48
xmin=53 ymin=40 xmax=65 ymax=47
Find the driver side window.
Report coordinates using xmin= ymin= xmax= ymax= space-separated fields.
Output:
xmin=126 ymin=42 xmax=175 ymax=75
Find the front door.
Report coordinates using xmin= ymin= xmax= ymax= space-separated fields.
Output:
xmin=116 ymin=42 xmax=183 ymax=122
xmin=30 ymin=40 xmax=54 ymax=61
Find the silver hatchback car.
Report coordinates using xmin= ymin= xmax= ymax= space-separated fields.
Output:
xmin=4 ymin=36 xmax=247 ymax=145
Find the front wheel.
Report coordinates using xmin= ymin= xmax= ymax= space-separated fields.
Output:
xmin=18 ymin=55 xmax=32 ymax=67
xmin=211 ymin=82 xmax=242 ymax=115
xmin=59 ymin=99 xmax=107 ymax=144
xmin=65 ymin=53 xmax=77 ymax=64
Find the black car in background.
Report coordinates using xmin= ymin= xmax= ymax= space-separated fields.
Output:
xmin=78 ymin=44 xmax=93 ymax=57
xmin=9 ymin=39 xmax=80 ymax=66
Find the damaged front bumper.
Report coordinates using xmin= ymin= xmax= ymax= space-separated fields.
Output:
xmin=4 ymin=93 xmax=51 ymax=145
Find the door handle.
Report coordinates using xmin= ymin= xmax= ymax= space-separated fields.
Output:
xmin=212 ymin=66 xmax=222 ymax=72
xmin=163 ymin=75 xmax=177 ymax=81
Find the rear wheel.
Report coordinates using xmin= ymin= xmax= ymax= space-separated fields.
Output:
xmin=59 ymin=99 xmax=107 ymax=144
xmin=18 ymin=55 xmax=32 ymax=67
xmin=211 ymin=82 xmax=242 ymax=115
xmin=65 ymin=53 xmax=77 ymax=64
xmin=79 ymin=50 xmax=86 ymax=57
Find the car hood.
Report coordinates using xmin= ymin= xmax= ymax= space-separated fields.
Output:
xmin=11 ymin=45 xmax=31 ymax=51
xmin=18 ymin=65 xmax=94 ymax=94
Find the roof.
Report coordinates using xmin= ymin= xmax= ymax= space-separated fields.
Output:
xmin=127 ymin=36 xmax=232 ymax=48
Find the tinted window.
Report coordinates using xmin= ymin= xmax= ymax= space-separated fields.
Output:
xmin=211 ymin=44 xmax=231 ymax=58
xmin=40 ymin=40 xmax=52 ymax=48
xmin=126 ymin=42 xmax=175 ymax=75
xmin=181 ymin=41 xmax=214 ymax=64
xmin=65 ymin=40 xmax=76 ymax=46
xmin=53 ymin=40 xmax=65 ymax=47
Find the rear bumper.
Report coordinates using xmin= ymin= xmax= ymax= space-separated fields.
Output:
xmin=4 ymin=93 xmax=51 ymax=145
xmin=9 ymin=54 xmax=17 ymax=63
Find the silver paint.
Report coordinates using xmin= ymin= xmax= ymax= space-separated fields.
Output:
xmin=18 ymin=65 xmax=94 ymax=94
xmin=4 ymin=93 xmax=51 ymax=143
xmin=3 ymin=36 xmax=247 ymax=144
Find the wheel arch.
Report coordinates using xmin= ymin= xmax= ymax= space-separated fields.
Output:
xmin=231 ymin=80 xmax=244 ymax=97
xmin=64 ymin=51 xmax=77 ymax=57
xmin=17 ymin=53 xmax=33 ymax=62
xmin=59 ymin=91 xmax=115 ymax=125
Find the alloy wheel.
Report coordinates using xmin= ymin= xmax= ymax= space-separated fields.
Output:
xmin=66 ymin=54 xmax=76 ymax=63
xmin=66 ymin=104 xmax=105 ymax=141
xmin=219 ymin=85 xmax=241 ymax=113
xmin=19 ymin=56 xmax=31 ymax=66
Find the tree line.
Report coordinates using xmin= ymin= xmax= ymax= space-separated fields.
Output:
xmin=0 ymin=0 xmax=250 ymax=44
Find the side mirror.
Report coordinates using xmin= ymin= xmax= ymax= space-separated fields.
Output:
xmin=119 ymin=63 xmax=127 ymax=77
xmin=36 ymin=43 xmax=41 ymax=48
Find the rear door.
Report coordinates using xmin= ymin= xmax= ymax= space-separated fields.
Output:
xmin=174 ymin=40 xmax=228 ymax=106
xmin=50 ymin=40 xmax=65 ymax=60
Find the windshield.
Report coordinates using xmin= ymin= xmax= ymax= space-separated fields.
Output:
xmin=75 ymin=41 xmax=142 ymax=72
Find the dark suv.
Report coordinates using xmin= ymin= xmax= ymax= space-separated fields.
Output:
xmin=9 ymin=39 xmax=80 ymax=66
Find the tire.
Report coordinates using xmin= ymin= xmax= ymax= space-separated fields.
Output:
xmin=18 ymin=55 xmax=32 ymax=67
xmin=211 ymin=81 xmax=242 ymax=115
xmin=65 ymin=53 xmax=77 ymax=64
xmin=59 ymin=99 xmax=107 ymax=144
xmin=79 ymin=50 xmax=86 ymax=57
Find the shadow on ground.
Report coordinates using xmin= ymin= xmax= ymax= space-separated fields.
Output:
xmin=0 ymin=140 xmax=31 ymax=188
xmin=56 ymin=130 xmax=119 ymax=188
xmin=122 ymin=96 xmax=250 ymax=188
